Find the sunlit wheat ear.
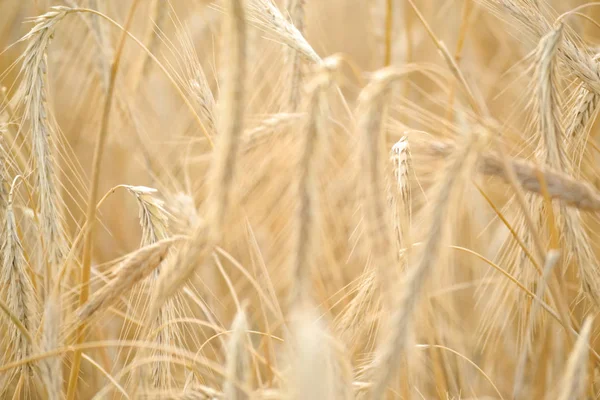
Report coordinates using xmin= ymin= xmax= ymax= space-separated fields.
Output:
xmin=17 ymin=7 xmax=73 ymax=272
xmin=556 ymin=317 xmax=593 ymax=400
xmin=123 ymin=184 xmax=175 ymax=388
xmin=124 ymin=185 xmax=170 ymax=246
xmin=223 ymin=305 xmax=250 ymax=400
xmin=285 ymin=0 xmax=306 ymax=109
xmin=243 ymin=0 xmax=321 ymax=63
xmin=535 ymin=24 xmax=564 ymax=169
xmin=77 ymin=237 xmax=180 ymax=321
xmin=292 ymin=69 xmax=332 ymax=304
xmin=152 ymin=0 xmax=247 ymax=313
xmin=533 ymin=26 xmax=600 ymax=309
xmin=485 ymin=0 xmax=600 ymax=95
xmin=390 ymin=136 xmax=412 ymax=249
xmin=428 ymin=140 xmax=600 ymax=211
xmin=39 ymin=293 xmax=62 ymax=400
xmin=370 ymin=130 xmax=483 ymax=400
xmin=1 ymin=179 xmax=36 ymax=377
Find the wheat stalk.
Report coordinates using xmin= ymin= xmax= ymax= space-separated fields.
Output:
xmin=557 ymin=316 xmax=593 ymax=400
xmin=292 ymin=69 xmax=332 ymax=303
xmin=39 ymin=293 xmax=62 ymax=400
xmin=285 ymin=0 xmax=306 ymax=109
xmin=223 ymin=306 xmax=250 ymax=400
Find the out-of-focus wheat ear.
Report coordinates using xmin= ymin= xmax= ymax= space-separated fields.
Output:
xmin=16 ymin=7 xmax=73 ymax=276
xmin=39 ymin=292 xmax=62 ymax=400
xmin=77 ymin=236 xmax=179 ymax=321
xmin=285 ymin=0 xmax=306 ymax=109
xmin=152 ymin=0 xmax=247 ymax=315
xmin=1 ymin=177 xmax=36 ymax=377
xmin=370 ymin=129 xmax=484 ymax=400
xmin=357 ymin=69 xmax=404 ymax=305
xmin=287 ymin=303 xmax=347 ymax=400
xmin=427 ymin=140 xmax=600 ymax=211
xmin=292 ymin=68 xmax=332 ymax=304
xmin=513 ymin=250 xmax=560 ymax=399
xmin=223 ymin=305 xmax=251 ymax=400
xmin=124 ymin=185 xmax=170 ymax=247
xmin=242 ymin=112 xmax=305 ymax=152
xmin=209 ymin=0 xmax=247 ymax=233
xmin=535 ymin=24 xmax=564 ymax=169
xmin=244 ymin=0 xmax=320 ymax=63
xmin=557 ymin=317 xmax=593 ymax=400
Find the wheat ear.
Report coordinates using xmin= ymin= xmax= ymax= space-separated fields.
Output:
xmin=17 ymin=7 xmax=72 ymax=276
xmin=1 ymin=177 xmax=36 ymax=377
xmin=245 ymin=0 xmax=320 ymax=63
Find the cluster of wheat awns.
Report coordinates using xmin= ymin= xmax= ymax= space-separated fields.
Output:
xmin=5 ymin=0 xmax=600 ymax=398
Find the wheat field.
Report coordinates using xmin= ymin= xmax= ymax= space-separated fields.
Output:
xmin=2 ymin=0 xmax=600 ymax=398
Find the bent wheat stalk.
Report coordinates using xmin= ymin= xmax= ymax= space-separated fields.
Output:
xmin=428 ymin=140 xmax=600 ymax=211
